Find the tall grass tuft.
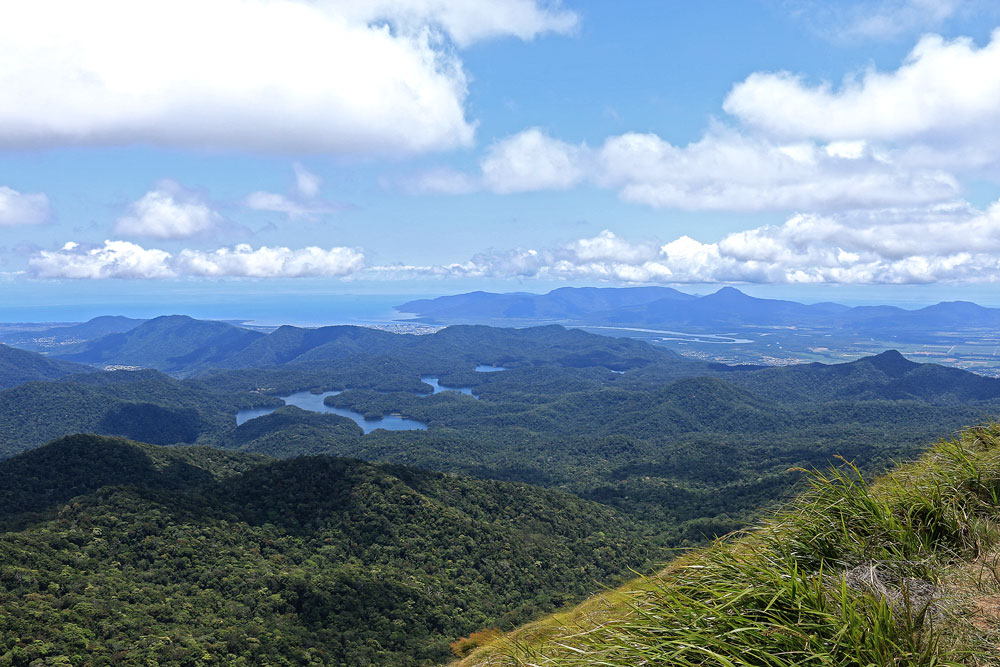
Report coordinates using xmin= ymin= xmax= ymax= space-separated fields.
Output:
xmin=482 ymin=424 xmax=1000 ymax=666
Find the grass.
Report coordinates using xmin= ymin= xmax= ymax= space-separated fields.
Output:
xmin=458 ymin=423 xmax=1000 ymax=666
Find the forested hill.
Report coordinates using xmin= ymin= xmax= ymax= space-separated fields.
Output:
xmin=0 ymin=434 xmax=652 ymax=666
xmin=718 ymin=349 xmax=1000 ymax=404
xmin=48 ymin=318 xmax=678 ymax=376
xmin=0 ymin=369 xmax=278 ymax=459
xmin=54 ymin=315 xmax=264 ymax=372
xmin=0 ymin=344 xmax=91 ymax=390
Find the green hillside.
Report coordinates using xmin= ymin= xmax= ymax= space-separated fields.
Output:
xmin=55 ymin=315 xmax=264 ymax=373
xmin=0 ymin=344 xmax=91 ymax=390
xmin=0 ymin=370 xmax=277 ymax=459
xmin=461 ymin=423 xmax=1000 ymax=666
xmin=0 ymin=435 xmax=653 ymax=666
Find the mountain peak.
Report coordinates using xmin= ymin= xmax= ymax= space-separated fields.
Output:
xmin=863 ymin=349 xmax=918 ymax=377
xmin=702 ymin=286 xmax=753 ymax=303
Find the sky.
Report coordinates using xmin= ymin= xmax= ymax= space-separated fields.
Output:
xmin=4 ymin=0 xmax=1000 ymax=318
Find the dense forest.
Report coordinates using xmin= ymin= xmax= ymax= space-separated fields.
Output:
xmin=3 ymin=325 xmax=1000 ymax=543
xmin=3 ymin=320 xmax=1000 ymax=664
xmin=0 ymin=435 xmax=651 ymax=666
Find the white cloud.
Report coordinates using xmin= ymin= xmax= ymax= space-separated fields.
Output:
xmin=175 ymin=244 xmax=364 ymax=277
xmin=0 ymin=186 xmax=51 ymax=226
xmin=416 ymin=27 xmax=1000 ymax=211
xmin=0 ymin=0 xmax=520 ymax=154
xmin=30 ymin=241 xmax=364 ymax=279
xmin=480 ymin=128 xmax=587 ymax=193
xmin=371 ymin=200 xmax=1000 ymax=284
xmin=723 ymin=29 xmax=1000 ymax=147
xmin=115 ymin=182 xmax=221 ymax=239
xmin=594 ymin=130 xmax=956 ymax=211
xmin=30 ymin=240 xmax=175 ymax=279
xmin=331 ymin=0 xmax=579 ymax=48
xmin=421 ymin=127 xmax=958 ymax=211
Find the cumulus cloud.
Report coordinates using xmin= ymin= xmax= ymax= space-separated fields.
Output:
xmin=30 ymin=241 xmax=364 ymax=279
xmin=372 ymin=201 xmax=1000 ymax=284
xmin=480 ymin=128 xmax=587 ymax=193
xmin=115 ymin=182 xmax=221 ymax=239
xmin=594 ymin=130 xmax=956 ymax=211
xmin=420 ymin=127 xmax=958 ymax=211
xmin=0 ymin=0 xmax=576 ymax=153
xmin=0 ymin=186 xmax=51 ymax=226
xmin=723 ymin=29 xmax=1000 ymax=147
xmin=416 ymin=27 xmax=1000 ymax=211
xmin=31 ymin=241 xmax=175 ymax=279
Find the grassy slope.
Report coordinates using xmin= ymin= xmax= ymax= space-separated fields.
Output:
xmin=459 ymin=424 xmax=1000 ymax=666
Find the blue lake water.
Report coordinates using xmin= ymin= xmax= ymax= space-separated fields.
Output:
xmin=475 ymin=364 xmax=507 ymax=372
xmin=236 ymin=390 xmax=428 ymax=434
xmin=421 ymin=376 xmax=477 ymax=398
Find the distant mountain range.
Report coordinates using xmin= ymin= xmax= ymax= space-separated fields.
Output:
xmin=396 ymin=286 xmax=1000 ymax=332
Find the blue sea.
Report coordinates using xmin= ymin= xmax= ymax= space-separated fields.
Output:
xmin=0 ymin=285 xmax=436 ymax=326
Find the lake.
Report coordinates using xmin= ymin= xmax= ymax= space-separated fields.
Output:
xmin=421 ymin=376 xmax=477 ymax=398
xmin=236 ymin=390 xmax=428 ymax=434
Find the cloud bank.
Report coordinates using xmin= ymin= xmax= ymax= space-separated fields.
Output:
xmin=30 ymin=241 xmax=364 ymax=279
xmin=417 ymin=127 xmax=958 ymax=211
xmin=0 ymin=1 xmax=574 ymax=154
xmin=372 ymin=200 xmax=1000 ymax=284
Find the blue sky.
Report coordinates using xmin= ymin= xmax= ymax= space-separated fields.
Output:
xmin=3 ymin=0 xmax=1000 ymax=318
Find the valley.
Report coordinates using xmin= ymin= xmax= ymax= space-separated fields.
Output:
xmin=2 ymin=302 xmax=1000 ymax=664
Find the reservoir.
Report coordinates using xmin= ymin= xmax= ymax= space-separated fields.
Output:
xmin=421 ymin=376 xmax=477 ymax=398
xmin=475 ymin=364 xmax=507 ymax=372
xmin=235 ymin=390 xmax=428 ymax=433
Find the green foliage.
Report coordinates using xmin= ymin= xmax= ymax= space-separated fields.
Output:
xmin=0 ymin=344 xmax=89 ymax=390
xmin=486 ymin=424 xmax=1000 ymax=666
xmin=0 ymin=370 xmax=278 ymax=459
xmin=0 ymin=435 xmax=653 ymax=666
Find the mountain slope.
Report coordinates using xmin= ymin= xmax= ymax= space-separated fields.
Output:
xmin=724 ymin=350 xmax=1000 ymax=404
xmin=216 ymin=324 xmax=408 ymax=368
xmin=0 ymin=369 xmax=277 ymax=458
xmin=54 ymin=315 xmax=264 ymax=372
xmin=0 ymin=343 xmax=91 ymax=389
xmin=461 ymin=423 xmax=1000 ymax=665
xmin=0 ymin=434 xmax=653 ymax=666
xmin=0 ymin=315 xmax=147 ymax=350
